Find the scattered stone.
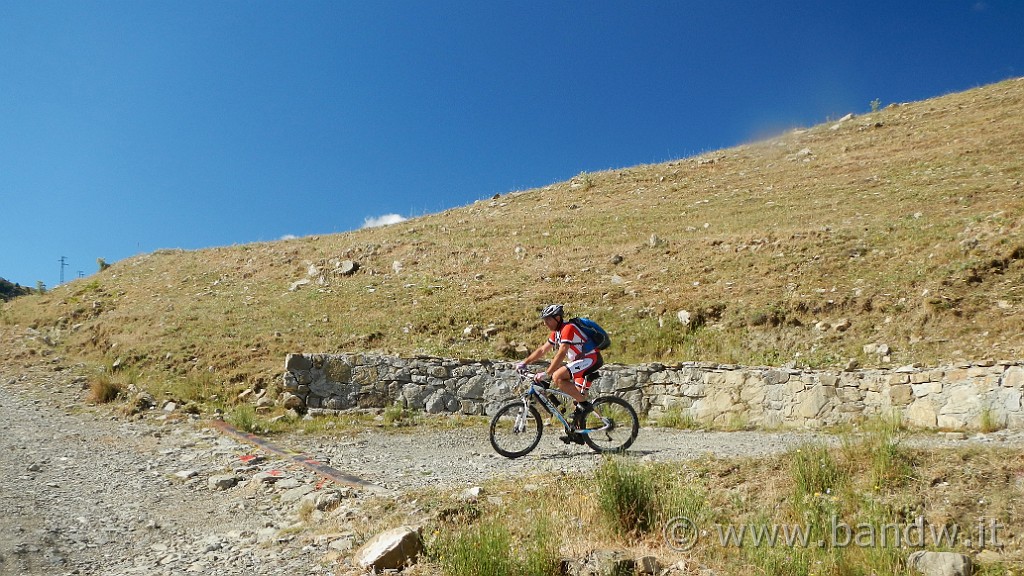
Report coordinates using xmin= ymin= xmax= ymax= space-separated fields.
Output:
xmin=907 ymin=551 xmax=972 ymax=576
xmin=637 ymin=555 xmax=661 ymax=575
xmin=459 ymin=486 xmax=483 ymax=501
xmin=252 ymin=471 xmax=283 ymax=484
xmin=353 ymin=526 xmax=423 ymax=571
xmin=337 ymin=260 xmax=359 ymax=276
xmin=280 ymin=484 xmax=315 ymax=504
xmin=208 ymin=475 xmax=238 ymax=491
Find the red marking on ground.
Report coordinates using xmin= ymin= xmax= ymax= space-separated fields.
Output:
xmin=209 ymin=420 xmax=384 ymax=491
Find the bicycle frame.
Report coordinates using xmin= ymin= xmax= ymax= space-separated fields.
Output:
xmin=515 ymin=376 xmax=611 ymax=436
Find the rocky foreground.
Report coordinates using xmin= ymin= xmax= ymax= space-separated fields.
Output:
xmin=3 ymin=353 xmax=1023 ymax=576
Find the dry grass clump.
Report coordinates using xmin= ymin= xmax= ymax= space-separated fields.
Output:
xmin=87 ymin=373 xmax=122 ymax=404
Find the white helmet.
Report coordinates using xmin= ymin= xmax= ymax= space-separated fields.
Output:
xmin=540 ymin=304 xmax=564 ymax=319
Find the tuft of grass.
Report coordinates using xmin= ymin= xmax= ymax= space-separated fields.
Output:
xmin=595 ymin=456 xmax=660 ymax=538
xmin=226 ymin=405 xmax=279 ymax=434
xmin=791 ymin=443 xmax=845 ymax=502
xmin=383 ymin=401 xmax=417 ymax=427
xmin=980 ymin=406 xmax=1006 ymax=433
xmin=655 ymin=405 xmax=701 ymax=429
xmin=432 ymin=517 xmax=560 ymax=576
xmin=789 ymin=443 xmax=846 ymax=542
xmin=843 ymin=412 xmax=914 ymax=489
xmin=88 ymin=373 xmax=122 ymax=403
xmin=741 ymin=539 xmax=815 ymax=576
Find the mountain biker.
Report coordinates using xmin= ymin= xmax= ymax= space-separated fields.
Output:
xmin=517 ymin=304 xmax=603 ymax=443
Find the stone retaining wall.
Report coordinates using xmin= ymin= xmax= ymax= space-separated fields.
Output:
xmin=281 ymin=353 xmax=1024 ymax=430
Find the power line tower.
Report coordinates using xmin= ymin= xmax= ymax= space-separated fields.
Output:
xmin=59 ymin=256 xmax=68 ymax=285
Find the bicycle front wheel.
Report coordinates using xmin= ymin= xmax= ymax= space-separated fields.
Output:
xmin=581 ymin=396 xmax=639 ymax=454
xmin=489 ymin=402 xmax=543 ymax=459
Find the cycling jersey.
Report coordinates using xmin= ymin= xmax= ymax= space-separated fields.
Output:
xmin=548 ymin=322 xmax=595 ymax=362
xmin=548 ymin=322 xmax=602 ymax=393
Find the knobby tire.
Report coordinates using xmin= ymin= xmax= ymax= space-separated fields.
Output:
xmin=581 ymin=396 xmax=639 ymax=454
xmin=489 ymin=402 xmax=543 ymax=459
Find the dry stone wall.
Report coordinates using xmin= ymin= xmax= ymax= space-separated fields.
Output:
xmin=281 ymin=353 xmax=1024 ymax=430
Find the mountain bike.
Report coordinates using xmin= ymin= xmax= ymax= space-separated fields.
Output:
xmin=488 ymin=370 xmax=639 ymax=459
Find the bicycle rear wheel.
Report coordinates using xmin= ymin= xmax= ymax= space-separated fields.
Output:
xmin=581 ymin=396 xmax=639 ymax=454
xmin=489 ymin=402 xmax=543 ymax=459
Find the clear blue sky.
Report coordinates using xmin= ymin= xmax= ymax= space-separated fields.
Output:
xmin=2 ymin=1 xmax=1022 ymax=288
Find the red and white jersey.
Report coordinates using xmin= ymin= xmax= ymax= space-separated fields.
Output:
xmin=548 ymin=322 xmax=598 ymax=362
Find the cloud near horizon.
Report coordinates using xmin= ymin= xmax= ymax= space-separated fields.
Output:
xmin=362 ymin=214 xmax=407 ymax=228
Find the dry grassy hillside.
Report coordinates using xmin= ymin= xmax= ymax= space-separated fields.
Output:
xmin=3 ymin=78 xmax=1023 ymax=398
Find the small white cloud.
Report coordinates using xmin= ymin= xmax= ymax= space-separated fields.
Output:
xmin=280 ymin=234 xmax=298 ymax=241
xmin=362 ymin=214 xmax=407 ymax=228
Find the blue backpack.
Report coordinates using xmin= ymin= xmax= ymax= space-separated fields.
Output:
xmin=569 ymin=317 xmax=611 ymax=353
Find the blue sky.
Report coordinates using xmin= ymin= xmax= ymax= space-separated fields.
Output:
xmin=2 ymin=1 xmax=1022 ymax=288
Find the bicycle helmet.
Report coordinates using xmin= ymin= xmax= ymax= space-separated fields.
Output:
xmin=540 ymin=304 xmax=564 ymax=319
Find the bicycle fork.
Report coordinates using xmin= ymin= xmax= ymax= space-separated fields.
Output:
xmin=513 ymin=398 xmax=531 ymax=433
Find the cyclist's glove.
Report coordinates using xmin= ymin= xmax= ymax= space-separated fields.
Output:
xmin=533 ymin=372 xmax=551 ymax=385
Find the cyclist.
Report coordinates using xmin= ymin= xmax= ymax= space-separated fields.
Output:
xmin=517 ymin=304 xmax=603 ymax=443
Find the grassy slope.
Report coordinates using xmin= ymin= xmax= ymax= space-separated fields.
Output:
xmin=3 ymin=78 xmax=1023 ymax=396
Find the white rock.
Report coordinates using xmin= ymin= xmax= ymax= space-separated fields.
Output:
xmin=353 ymin=526 xmax=423 ymax=571
xmin=907 ymin=551 xmax=971 ymax=576
xmin=208 ymin=475 xmax=238 ymax=491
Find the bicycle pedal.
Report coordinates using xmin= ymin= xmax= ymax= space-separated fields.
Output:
xmin=559 ymin=433 xmax=585 ymax=445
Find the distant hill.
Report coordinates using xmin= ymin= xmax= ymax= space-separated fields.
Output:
xmin=0 ymin=278 xmax=31 ymax=302
xmin=2 ymin=78 xmax=1022 ymax=396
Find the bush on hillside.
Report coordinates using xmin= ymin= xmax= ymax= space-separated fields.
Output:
xmin=0 ymin=278 xmax=31 ymax=302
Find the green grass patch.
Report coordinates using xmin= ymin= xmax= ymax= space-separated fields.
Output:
xmin=432 ymin=517 xmax=560 ymax=576
xmin=655 ymin=405 xmax=701 ymax=429
xmin=595 ymin=456 xmax=662 ymax=538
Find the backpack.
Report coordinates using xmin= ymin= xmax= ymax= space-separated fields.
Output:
xmin=568 ymin=317 xmax=611 ymax=353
